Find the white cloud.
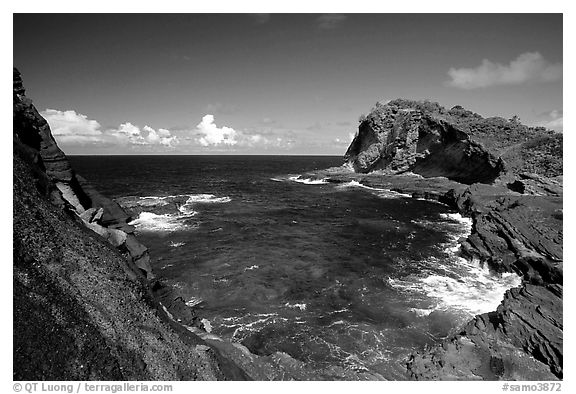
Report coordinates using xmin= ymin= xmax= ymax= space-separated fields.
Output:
xmin=447 ymin=52 xmax=562 ymax=89
xmin=42 ymin=109 xmax=102 ymax=136
xmin=41 ymin=109 xmax=104 ymax=145
xmin=316 ymin=14 xmax=347 ymax=30
xmin=42 ymin=109 xmax=179 ymax=148
xmin=537 ymin=110 xmax=563 ymax=132
xmin=42 ymin=109 xmax=300 ymax=152
xmin=196 ymin=114 xmax=238 ymax=146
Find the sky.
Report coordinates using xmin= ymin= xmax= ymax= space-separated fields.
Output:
xmin=13 ymin=13 xmax=563 ymax=155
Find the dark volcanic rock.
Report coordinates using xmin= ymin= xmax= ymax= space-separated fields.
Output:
xmin=406 ymin=182 xmax=562 ymax=380
xmin=345 ymin=100 xmax=562 ymax=184
xmin=407 ymin=284 xmax=562 ymax=380
xmin=346 ymin=100 xmax=504 ymax=183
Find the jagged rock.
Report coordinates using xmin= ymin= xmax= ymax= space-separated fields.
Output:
xmin=76 ymin=175 xmax=131 ymax=227
xmin=79 ymin=208 xmax=98 ymax=222
xmin=504 ymin=173 xmax=563 ymax=196
xmin=13 ymin=69 xmax=88 ymax=192
xmin=407 ymin=284 xmax=562 ymax=380
xmin=92 ymin=207 xmax=104 ymax=223
xmin=83 ymin=220 xmax=127 ymax=247
xmin=345 ymin=99 xmax=562 ymax=184
xmin=346 ymin=101 xmax=504 ymax=183
xmin=405 ymin=181 xmax=562 ymax=380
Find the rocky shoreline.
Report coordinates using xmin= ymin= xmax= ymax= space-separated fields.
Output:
xmin=321 ymin=98 xmax=562 ymax=380
xmin=13 ymin=68 xmax=562 ymax=380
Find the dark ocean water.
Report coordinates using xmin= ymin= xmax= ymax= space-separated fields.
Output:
xmin=69 ymin=155 xmax=520 ymax=380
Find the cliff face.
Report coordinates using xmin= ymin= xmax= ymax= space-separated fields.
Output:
xmin=345 ymin=100 xmax=562 ymax=184
xmin=12 ymin=68 xmax=250 ymax=380
xmin=13 ymin=68 xmax=153 ymax=279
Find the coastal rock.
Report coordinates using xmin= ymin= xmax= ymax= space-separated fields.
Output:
xmin=405 ymin=181 xmax=562 ymax=379
xmin=76 ymin=174 xmax=132 ymax=227
xmin=13 ymin=68 xmax=154 ymax=279
xmin=345 ymin=99 xmax=562 ymax=184
xmin=407 ymin=284 xmax=562 ymax=380
xmin=345 ymin=100 xmax=504 ymax=183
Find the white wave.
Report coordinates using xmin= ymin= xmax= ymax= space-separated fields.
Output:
xmin=285 ymin=302 xmax=307 ymax=311
xmin=244 ymin=265 xmax=259 ymax=271
xmin=219 ymin=312 xmax=288 ymax=340
xmin=439 ymin=212 xmax=473 ymax=227
xmin=177 ymin=204 xmax=198 ymax=216
xmin=129 ymin=212 xmax=189 ymax=232
xmin=137 ymin=197 xmax=170 ymax=207
xmin=337 ymin=180 xmax=412 ymax=198
xmin=201 ymin=318 xmax=213 ymax=333
xmin=288 ymin=175 xmax=328 ymax=185
xmin=388 ymin=212 xmax=521 ymax=317
xmin=185 ymin=297 xmax=204 ymax=307
xmin=408 ymin=307 xmax=435 ymax=317
xmin=269 ymin=177 xmax=283 ymax=182
xmin=175 ymin=194 xmax=231 ymax=216
xmin=388 ymin=256 xmax=521 ymax=317
xmin=168 ymin=241 xmax=186 ymax=248
xmin=185 ymin=194 xmax=232 ymax=204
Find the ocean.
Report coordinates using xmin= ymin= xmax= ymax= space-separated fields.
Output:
xmin=69 ymin=155 xmax=520 ymax=380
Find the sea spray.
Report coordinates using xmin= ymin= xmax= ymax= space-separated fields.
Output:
xmin=388 ymin=212 xmax=522 ymax=317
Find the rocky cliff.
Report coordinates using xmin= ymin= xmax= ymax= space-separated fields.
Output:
xmin=13 ymin=68 xmax=255 ymax=380
xmin=342 ymin=99 xmax=563 ymax=380
xmin=345 ymin=99 xmax=561 ymax=184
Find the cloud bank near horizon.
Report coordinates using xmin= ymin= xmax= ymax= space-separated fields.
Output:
xmin=41 ymin=109 xmax=347 ymax=154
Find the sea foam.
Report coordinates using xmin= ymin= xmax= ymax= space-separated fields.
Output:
xmin=337 ymin=180 xmax=412 ymax=198
xmin=129 ymin=212 xmax=190 ymax=232
xmin=388 ymin=211 xmax=521 ymax=317
xmin=288 ymin=175 xmax=329 ymax=185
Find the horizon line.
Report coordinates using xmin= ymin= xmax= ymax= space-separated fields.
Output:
xmin=66 ymin=153 xmax=345 ymax=157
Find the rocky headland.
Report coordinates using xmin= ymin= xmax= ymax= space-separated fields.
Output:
xmin=310 ymin=99 xmax=562 ymax=380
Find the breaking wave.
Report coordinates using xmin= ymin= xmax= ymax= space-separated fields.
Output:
xmin=128 ymin=212 xmax=192 ymax=232
xmin=388 ymin=212 xmax=522 ymax=317
xmin=337 ymin=180 xmax=412 ymax=198
xmin=288 ymin=175 xmax=329 ymax=185
xmin=120 ymin=193 xmax=231 ymax=232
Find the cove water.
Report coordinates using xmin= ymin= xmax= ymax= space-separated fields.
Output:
xmin=70 ymin=155 xmax=520 ymax=380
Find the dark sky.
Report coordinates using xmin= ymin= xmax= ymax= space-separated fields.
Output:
xmin=13 ymin=13 xmax=563 ymax=155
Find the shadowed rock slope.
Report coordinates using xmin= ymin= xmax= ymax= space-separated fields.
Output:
xmin=13 ymin=68 xmax=252 ymax=380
